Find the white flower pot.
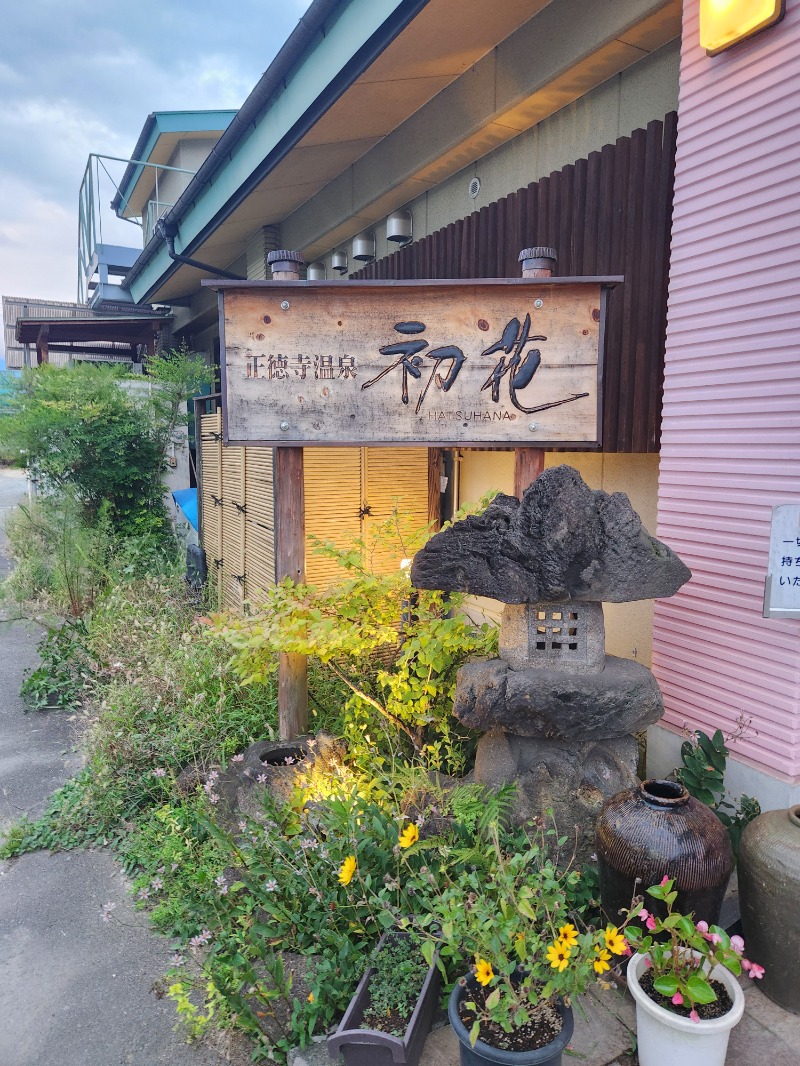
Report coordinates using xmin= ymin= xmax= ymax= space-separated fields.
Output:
xmin=627 ymin=952 xmax=745 ymax=1066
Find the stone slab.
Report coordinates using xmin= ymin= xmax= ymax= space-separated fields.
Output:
xmin=453 ymin=657 xmax=663 ymax=740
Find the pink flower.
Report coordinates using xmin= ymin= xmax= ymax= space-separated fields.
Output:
xmin=660 ymin=875 xmax=670 ymax=887
xmin=747 ymin=962 xmax=765 ymax=979
xmin=646 ymin=915 xmax=657 ymax=931
xmin=741 ymin=958 xmax=751 ymax=972
xmin=730 ymin=935 xmax=745 ymax=955
xmin=689 ymin=1009 xmax=700 ymax=1024
xmin=638 ymin=908 xmax=649 ymax=921
xmin=695 ymin=920 xmax=709 ymax=934
xmin=708 ymin=933 xmax=723 ymax=945
xmin=643 ymin=957 xmax=652 ymax=969
xmin=231 ymin=754 xmax=244 ymax=763
xmin=672 ymin=992 xmax=684 ymax=1006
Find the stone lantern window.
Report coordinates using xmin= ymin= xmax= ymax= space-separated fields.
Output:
xmin=499 ymin=601 xmax=606 ymax=674
xmin=534 ymin=605 xmax=580 ymax=653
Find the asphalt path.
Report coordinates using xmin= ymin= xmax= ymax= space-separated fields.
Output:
xmin=0 ymin=468 xmax=245 ymax=1066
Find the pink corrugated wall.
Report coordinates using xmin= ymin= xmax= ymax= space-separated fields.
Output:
xmin=653 ymin=0 xmax=800 ymax=780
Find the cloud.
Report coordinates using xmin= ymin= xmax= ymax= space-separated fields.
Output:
xmin=0 ymin=0 xmax=313 ymax=324
xmin=0 ymin=175 xmax=76 ymax=301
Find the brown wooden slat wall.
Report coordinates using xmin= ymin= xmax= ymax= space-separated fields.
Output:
xmin=352 ymin=115 xmax=678 ymax=453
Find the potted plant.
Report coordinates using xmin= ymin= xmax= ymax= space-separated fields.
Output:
xmin=327 ymin=929 xmax=441 ymax=1066
xmin=404 ymin=824 xmax=627 ymax=1066
xmin=624 ymin=876 xmax=764 ymax=1066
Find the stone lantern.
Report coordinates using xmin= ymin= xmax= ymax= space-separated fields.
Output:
xmin=411 ymin=465 xmax=691 ymax=855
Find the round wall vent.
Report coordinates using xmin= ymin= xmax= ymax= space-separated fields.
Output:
xmin=468 ymin=176 xmax=481 ymax=199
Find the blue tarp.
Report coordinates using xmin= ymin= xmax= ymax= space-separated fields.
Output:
xmin=172 ymin=487 xmax=198 ymax=531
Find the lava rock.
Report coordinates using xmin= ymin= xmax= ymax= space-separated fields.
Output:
xmin=411 ymin=465 xmax=690 ymax=603
xmin=473 ymin=731 xmax=640 ymax=860
xmin=453 ymin=656 xmax=664 ymax=740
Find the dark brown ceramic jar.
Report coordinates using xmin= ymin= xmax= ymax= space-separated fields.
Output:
xmin=595 ymin=779 xmax=733 ymax=926
xmin=738 ymin=804 xmax=800 ymax=1013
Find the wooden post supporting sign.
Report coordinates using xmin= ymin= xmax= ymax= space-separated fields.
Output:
xmin=268 ymin=249 xmax=309 ymax=739
xmin=513 ymin=247 xmax=556 ymax=497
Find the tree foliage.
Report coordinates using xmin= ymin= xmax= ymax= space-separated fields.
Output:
xmin=0 ymin=363 xmax=162 ymax=533
xmin=0 ymin=347 xmax=214 ymax=540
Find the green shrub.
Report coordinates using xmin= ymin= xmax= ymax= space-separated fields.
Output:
xmin=20 ymin=619 xmax=92 ymax=711
xmin=0 ymin=364 xmax=166 ymax=536
xmin=212 ymin=510 xmax=498 ymax=776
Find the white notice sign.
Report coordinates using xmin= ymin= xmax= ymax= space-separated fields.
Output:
xmin=764 ymin=504 xmax=800 ymax=619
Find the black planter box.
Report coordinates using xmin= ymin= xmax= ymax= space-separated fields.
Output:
xmin=327 ymin=931 xmax=441 ymax=1066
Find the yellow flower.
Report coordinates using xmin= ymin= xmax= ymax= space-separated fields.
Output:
xmin=307 ymin=992 xmax=315 ymax=1003
xmin=546 ymin=941 xmax=572 ymax=972
xmin=604 ymin=925 xmax=627 ymax=956
xmin=474 ymin=958 xmax=494 ymax=986
xmin=338 ymin=855 xmax=357 ymax=886
xmin=398 ymin=822 xmax=419 ymax=849
xmin=558 ymin=923 xmax=578 ymax=949
xmin=593 ymin=947 xmax=611 ymax=974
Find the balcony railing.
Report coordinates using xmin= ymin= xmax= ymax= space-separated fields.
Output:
xmin=78 ymin=154 xmax=194 ymax=307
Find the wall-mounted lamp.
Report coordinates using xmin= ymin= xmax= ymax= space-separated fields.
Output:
xmin=386 ymin=209 xmax=413 ymax=246
xmin=700 ymin=0 xmax=785 ymax=54
xmin=331 ymin=250 xmax=348 ymax=275
xmin=306 ymin=261 xmax=326 ymax=280
xmin=352 ymin=231 xmax=376 ymax=263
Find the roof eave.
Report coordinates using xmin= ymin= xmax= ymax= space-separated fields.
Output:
xmin=124 ymin=0 xmax=430 ymax=305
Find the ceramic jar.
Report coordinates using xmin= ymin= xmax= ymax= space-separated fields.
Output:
xmin=595 ymin=779 xmax=733 ymax=926
xmin=738 ymin=803 xmax=800 ymax=1013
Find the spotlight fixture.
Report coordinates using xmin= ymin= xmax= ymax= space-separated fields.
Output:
xmin=699 ymin=0 xmax=785 ymax=54
xmin=331 ymin=250 xmax=348 ymax=275
xmin=352 ymin=231 xmax=376 ymax=263
xmin=386 ymin=209 xmax=412 ymax=246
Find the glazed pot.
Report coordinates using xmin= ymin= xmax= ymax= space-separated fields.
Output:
xmin=595 ymin=779 xmax=733 ymax=926
xmin=738 ymin=804 xmax=800 ymax=1013
xmin=327 ymin=931 xmax=440 ymax=1066
xmin=447 ymin=979 xmax=574 ymax=1066
xmin=627 ymin=952 xmax=744 ymax=1066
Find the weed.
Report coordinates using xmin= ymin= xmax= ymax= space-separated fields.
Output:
xmin=20 ymin=620 xmax=93 ymax=711
xmin=676 ymin=727 xmax=761 ymax=857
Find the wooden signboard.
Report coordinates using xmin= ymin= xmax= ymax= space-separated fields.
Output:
xmin=213 ymin=278 xmax=617 ymax=448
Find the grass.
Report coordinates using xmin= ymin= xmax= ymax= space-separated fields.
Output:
xmin=1 ymin=573 xmax=281 ymax=856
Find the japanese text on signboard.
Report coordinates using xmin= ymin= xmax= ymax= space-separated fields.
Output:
xmin=218 ymin=280 xmax=608 ymax=447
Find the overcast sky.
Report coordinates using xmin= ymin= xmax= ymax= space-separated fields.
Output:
xmin=0 ymin=0 xmax=312 ymax=362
